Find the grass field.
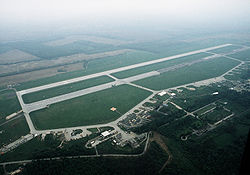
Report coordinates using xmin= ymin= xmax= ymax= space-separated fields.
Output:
xmin=16 ymin=50 xmax=157 ymax=90
xmin=194 ymin=103 xmax=216 ymax=116
xmin=133 ymin=57 xmax=240 ymax=90
xmin=22 ymin=75 xmax=114 ymax=104
xmin=0 ymin=89 xmax=21 ymax=124
xmin=200 ymin=107 xmax=232 ymax=124
xmin=209 ymin=45 xmax=242 ymax=54
xmin=228 ymin=48 xmax=250 ymax=61
xmin=6 ymin=40 xmax=118 ymax=59
xmin=0 ymin=115 xmax=30 ymax=147
xmin=111 ymin=52 xmax=211 ymax=79
xmin=30 ymin=84 xmax=152 ymax=130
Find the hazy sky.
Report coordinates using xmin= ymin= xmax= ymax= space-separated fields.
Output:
xmin=1 ymin=0 xmax=250 ymax=24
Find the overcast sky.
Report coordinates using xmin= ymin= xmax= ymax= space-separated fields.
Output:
xmin=1 ymin=0 xmax=250 ymax=24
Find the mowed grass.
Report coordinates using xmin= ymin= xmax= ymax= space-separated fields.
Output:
xmin=209 ymin=45 xmax=242 ymax=54
xmin=0 ymin=115 xmax=30 ymax=147
xmin=228 ymin=48 xmax=250 ymax=61
xmin=133 ymin=57 xmax=240 ymax=90
xmin=30 ymin=85 xmax=152 ymax=130
xmin=22 ymin=75 xmax=114 ymax=104
xmin=194 ymin=103 xmax=216 ymax=116
xmin=0 ymin=89 xmax=21 ymax=124
xmin=111 ymin=52 xmax=211 ymax=79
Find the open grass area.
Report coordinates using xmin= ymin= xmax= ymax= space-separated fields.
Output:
xmin=200 ymin=107 xmax=232 ymax=124
xmin=193 ymin=103 xmax=216 ymax=116
xmin=111 ymin=52 xmax=211 ymax=79
xmin=133 ymin=57 xmax=240 ymax=90
xmin=16 ymin=50 xmax=157 ymax=90
xmin=0 ymin=89 xmax=21 ymax=124
xmin=30 ymin=85 xmax=152 ymax=130
xmin=209 ymin=45 xmax=242 ymax=54
xmin=22 ymin=75 xmax=114 ymax=104
xmin=0 ymin=115 xmax=30 ymax=147
xmin=228 ymin=48 xmax=250 ymax=61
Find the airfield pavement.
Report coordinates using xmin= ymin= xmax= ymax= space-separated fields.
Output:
xmin=15 ymin=43 xmax=236 ymax=134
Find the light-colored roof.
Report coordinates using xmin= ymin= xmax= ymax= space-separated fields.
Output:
xmin=101 ymin=131 xmax=110 ymax=137
xmin=110 ymin=107 xmax=117 ymax=111
xmin=158 ymin=91 xmax=167 ymax=96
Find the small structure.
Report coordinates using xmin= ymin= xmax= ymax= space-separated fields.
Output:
xmin=212 ymin=92 xmax=219 ymax=95
xmin=170 ymin=93 xmax=176 ymax=96
xmin=158 ymin=91 xmax=167 ymax=96
xmin=101 ymin=131 xmax=111 ymax=138
xmin=5 ymin=110 xmax=22 ymax=120
xmin=110 ymin=107 xmax=117 ymax=111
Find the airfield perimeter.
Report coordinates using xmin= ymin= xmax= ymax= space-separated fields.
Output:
xmin=14 ymin=43 xmax=245 ymax=133
xmin=1 ymin=42 xmax=249 ymax=168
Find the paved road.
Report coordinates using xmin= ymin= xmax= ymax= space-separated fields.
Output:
xmin=0 ymin=132 xmax=151 ymax=166
xmin=14 ymin=44 xmax=238 ymax=134
xmin=1 ymin=44 xmax=244 ymax=165
xmin=19 ymin=71 xmax=159 ymax=114
xmin=18 ymin=44 xmax=231 ymax=95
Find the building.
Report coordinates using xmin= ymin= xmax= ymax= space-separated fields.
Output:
xmin=158 ymin=91 xmax=167 ymax=96
xmin=101 ymin=131 xmax=111 ymax=138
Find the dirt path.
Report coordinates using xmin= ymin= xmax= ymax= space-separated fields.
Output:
xmin=150 ymin=131 xmax=173 ymax=174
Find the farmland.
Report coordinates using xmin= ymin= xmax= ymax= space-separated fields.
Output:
xmin=15 ymin=50 xmax=156 ymax=90
xmin=133 ymin=57 xmax=240 ymax=90
xmin=0 ymin=49 xmax=39 ymax=65
xmin=22 ymin=75 xmax=114 ymax=103
xmin=30 ymin=84 xmax=152 ymax=130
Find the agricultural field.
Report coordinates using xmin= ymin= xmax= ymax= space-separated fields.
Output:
xmin=0 ymin=49 xmax=39 ymax=65
xmin=5 ymin=40 xmax=119 ymax=59
xmin=0 ymin=63 xmax=84 ymax=87
xmin=133 ymin=57 xmax=240 ymax=90
xmin=0 ymin=89 xmax=21 ymax=124
xmin=22 ymin=75 xmax=114 ymax=103
xmin=0 ymin=115 xmax=30 ymax=147
xmin=111 ymin=52 xmax=211 ymax=79
xmin=0 ymin=49 xmax=130 ymax=77
xmin=228 ymin=48 xmax=250 ymax=61
xmin=15 ymin=50 xmax=157 ymax=90
xmin=30 ymin=85 xmax=152 ymax=130
xmin=45 ymin=35 xmax=130 ymax=46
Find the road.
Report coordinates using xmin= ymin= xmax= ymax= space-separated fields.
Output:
xmin=0 ymin=132 xmax=151 ymax=166
xmin=0 ymin=43 xmax=245 ymax=166
xmin=18 ymin=44 xmax=231 ymax=95
xmin=15 ymin=44 xmax=232 ymax=133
